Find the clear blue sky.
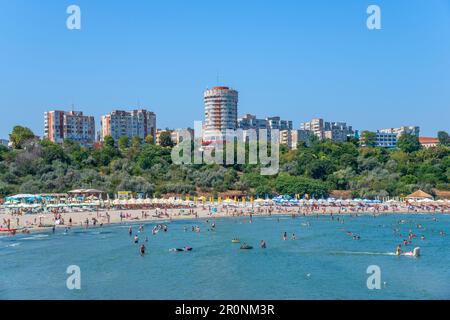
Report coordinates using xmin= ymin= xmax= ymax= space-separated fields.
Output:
xmin=1 ymin=0 xmax=449 ymax=138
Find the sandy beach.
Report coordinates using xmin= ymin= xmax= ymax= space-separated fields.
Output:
xmin=1 ymin=201 xmax=449 ymax=234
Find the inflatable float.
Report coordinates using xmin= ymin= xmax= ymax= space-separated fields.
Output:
xmin=0 ymin=228 xmax=17 ymax=234
xmin=401 ymin=247 xmax=421 ymax=257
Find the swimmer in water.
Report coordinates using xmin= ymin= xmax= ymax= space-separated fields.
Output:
xmin=140 ymin=244 xmax=146 ymax=256
xmin=134 ymin=235 xmax=139 ymax=244
xmin=291 ymin=233 xmax=296 ymax=240
xmin=129 ymin=227 xmax=133 ymax=236
xmin=282 ymin=232 xmax=287 ymax=241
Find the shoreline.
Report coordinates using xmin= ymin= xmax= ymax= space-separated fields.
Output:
xmin=1 ymin=204 xmax=449 ymax=236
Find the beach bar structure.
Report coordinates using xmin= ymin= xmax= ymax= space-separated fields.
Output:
xmin=405 ymin=190 xmax=434 ymax=201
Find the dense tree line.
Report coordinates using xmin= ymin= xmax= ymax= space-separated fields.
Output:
xmin=0 ymin=126 xmax=449 ymax=199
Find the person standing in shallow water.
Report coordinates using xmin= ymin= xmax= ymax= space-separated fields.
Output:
xmin=260 ymin=240 xmax=266 ymax=249
xmin=140 ymin=244 xmax=146 ymax=256
xmin=282 ymin=232 xmax=287 ymax=241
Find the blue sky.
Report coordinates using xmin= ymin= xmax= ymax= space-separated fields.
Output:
xmin=0 ymin=0 xmax=449 ymax=138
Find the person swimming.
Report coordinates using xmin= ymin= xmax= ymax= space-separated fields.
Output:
xmin=140 ymin=244 xmax=146 ymax=256
xmin=134 ymin=235 xmax=139 ymax=244
xmin=291 ymin=233 xmax=296 ymax=240
xmin=282 ymin=232 xmax=287 ymax=241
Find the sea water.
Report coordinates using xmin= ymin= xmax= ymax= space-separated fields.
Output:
xmin=0 ymin=214 xmax=449 ymax=300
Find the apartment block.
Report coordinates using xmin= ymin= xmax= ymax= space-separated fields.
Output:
xmin=101 ymin=109 xmax=156 ymax=143
xmin=44 ymin=110 xmax=95 ymax=146
xmin=300 ymin=118 xmax=354 ymax=142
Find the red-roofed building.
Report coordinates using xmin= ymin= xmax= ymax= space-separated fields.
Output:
xmin=419 ymin=137 xmax=439 ymax=148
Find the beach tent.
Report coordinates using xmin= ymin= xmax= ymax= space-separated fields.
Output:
xmin=405 ymin=190 xmax=434 ymax=201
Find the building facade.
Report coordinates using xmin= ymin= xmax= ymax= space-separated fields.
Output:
xmin=419 ymin=137 xmax=439 ymax=149
xmin=44 ymin=110 xmax=95 ymax=146
xmin=203 ymin=86 xmax=238 ymax=142
xmin=300 ymin=118 xmax=354 ymax=142
xmin=100 ymin=109 xmax=156 ymax=143
xmin=379 ymin=126 xmax=420 ymax=139
xmin=375 ymin=131 xmax=397 ymax=148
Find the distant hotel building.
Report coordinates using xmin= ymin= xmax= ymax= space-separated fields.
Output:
xmin=203 ymin=86 xmax=238 ymax=142
xmin=375 ymin=131 xmax=397 ymax=148
xmin=372 ymin=126 xmax=420 ymax=148
xmin=44 ymin=110 xmax=95 ymax=146
xmin=100 ymin=109 xmax=156 ymax=143
xmin=300 ymin=118 xmax=354 ymax=142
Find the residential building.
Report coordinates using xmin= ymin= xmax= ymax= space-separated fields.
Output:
xmin=291 ymin=130 xmax=312 ymax=149
xmin=279 ymin=130 xmax=293 ymax=149
xmin=171 ymin=128 xmax=194 ymax=145
xmin=238 ymin=114 xmax=293 ymax=144
xmin=419 ymin=137 xmax=439 ymax=149
xmin=237 ymin=114 xmax=268 ymax=130
xmin=203 ymin=86 xmax=238 ymax=142
xmin=300 ymin=118 xmax=354 ymax=142
xmin=100 ymin=109 xmax=156 ymax=143
xmin=44 ymin=110 xmax=95 ymax=146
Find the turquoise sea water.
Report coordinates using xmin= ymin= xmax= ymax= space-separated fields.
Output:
xmin=0 ymin=214 xmax=449 ymax=300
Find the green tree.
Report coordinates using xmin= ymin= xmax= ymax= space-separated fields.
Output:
xmin=360 ymin=131 xmax=377 ymax=147
xmin=118 ymin=136 xmax=130 ymax=151
xmin=9 ymin=126 xmax=35 ymax=149
xmin=159 ymin=132 xmax=174 ymax=147
xmin=397 ymin=133 xmax=421 ymax=153
xmin=103 ymin=136 xmax=115 ymax=148
xmin=437 ymin=131 xmax=450 ymax=146
xmin=145 ymin=135 xmax=154 ymax=145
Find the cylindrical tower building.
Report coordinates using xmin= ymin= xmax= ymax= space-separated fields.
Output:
xmin=203 ymin=86 xmax=238 ymax=142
